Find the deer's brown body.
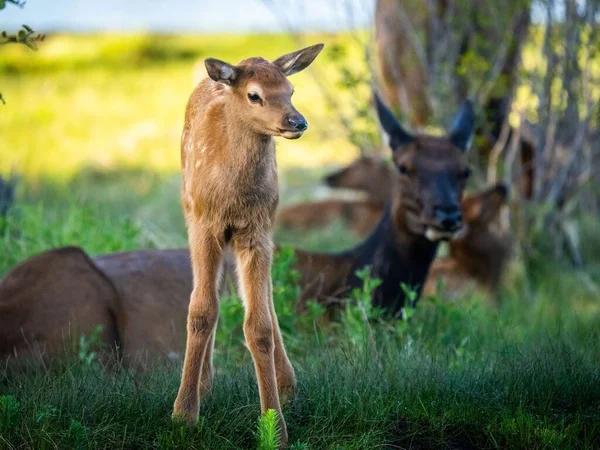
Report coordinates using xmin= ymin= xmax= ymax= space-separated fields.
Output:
xmin=276 ymin=198 xmax=384 ymax=236
xmin=0 ymin=182 xmax=509 ymax=371
xmin=173 ymin=44 xmax=323 ymax=442
xmin=423 ymin=184 xmax=511 ymax=301
xmin=276 ymin=155 xmax=392 ymax=235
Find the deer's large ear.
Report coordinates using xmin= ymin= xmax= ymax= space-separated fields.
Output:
xmin=273 ymin=43 xmax=324 ymax=76
xmin=462 ymin=183 xmax=509 ymax=223
xmin=205 ymin=58 xmax=238 ymax=85
xmin=449 ymin=100 xmax=476 ymax=152
xmin=374 ymin=92 xmax=413 ymax=151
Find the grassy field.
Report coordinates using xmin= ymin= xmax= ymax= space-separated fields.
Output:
xmin=1 ymin=34 xmax=600 ymax=449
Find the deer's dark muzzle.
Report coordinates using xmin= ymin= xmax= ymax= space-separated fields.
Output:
xmin=433 ymin=205 xmax=463 ymax=232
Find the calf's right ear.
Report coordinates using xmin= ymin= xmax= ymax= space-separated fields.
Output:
xmin=205 ymin=58 xmax=238 ymax=85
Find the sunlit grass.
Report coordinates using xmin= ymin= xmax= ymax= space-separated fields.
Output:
xmin=0 ymin=33 xmax=367 ymax=180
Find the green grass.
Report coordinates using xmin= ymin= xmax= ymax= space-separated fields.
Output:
xmin=1 ymin=33 xmax=600 ymax=449
xmin=1 ymin=329 xmax=598 ymax=449
xmin=1 ymin=199 xmax=600 ymax=449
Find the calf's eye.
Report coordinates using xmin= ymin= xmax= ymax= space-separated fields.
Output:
xmin=248 ymin=93 xmax=261 ymax=103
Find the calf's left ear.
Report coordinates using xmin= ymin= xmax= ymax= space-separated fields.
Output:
xmin=449 ymin=100 xmax=476 ymax=152
xmin=273 ymin=43 xmax=324 ymax=76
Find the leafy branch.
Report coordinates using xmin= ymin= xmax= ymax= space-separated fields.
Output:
xmin=1 ymin=0 xmax=44 ymax=104
xmin=1 ymin=25 xmax=45 ymax=50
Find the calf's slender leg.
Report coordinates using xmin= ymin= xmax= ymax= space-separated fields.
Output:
xmin=267 ymin=276 xmax=296 ymax=398
xmin=234 ymin=233 xmax=288 ymax=445
xmin=173 ymin=228 xmax=223 ymax=424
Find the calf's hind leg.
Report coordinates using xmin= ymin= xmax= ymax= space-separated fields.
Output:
xmin=173 ymin=229 xmax=223 ymax=424
xmin=234 ymin=234 xmax=288 ymax=445
xmin=267 ymin=276 xmax=296 ymax=398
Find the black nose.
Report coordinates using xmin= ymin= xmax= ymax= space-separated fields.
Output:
xmin=433 ymin=205 xmax=463 ymax=231
xmin=286 ymin=114 xmax=307 ymax=131
xmin=324 ymin=173 xmax=338 ymax=186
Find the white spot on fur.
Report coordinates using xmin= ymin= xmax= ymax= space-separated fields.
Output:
xmin=424 ymin=227 xmax=460 ymax=242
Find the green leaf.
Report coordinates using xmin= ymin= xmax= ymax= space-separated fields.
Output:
xmin=0 ymin=0 xmax=6 ymax=10
xmin=256 ymin=409 xmax=281 ymax=450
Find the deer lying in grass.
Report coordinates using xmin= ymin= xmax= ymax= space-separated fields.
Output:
xmin=423 ymin=183 xmax=511 ymax=302
xmin=276 ymin=156 xmax=392 ymax=235
xmin=285 ymin=93 xmax=475 ymax=314
xmin=276 ymin=155 xmax=392 ymax=235
xmin=0 ymin=247 xmax=191 ymax=370
xmin=279 ymin=155 xmax=510 ymax=304
xmin=173 ymin=44 xmax=324 ymax=442
xmin=0 ymin=183 xmax=510 ymax=370
xmin=276 ymin=198 xmax=384 ymax=236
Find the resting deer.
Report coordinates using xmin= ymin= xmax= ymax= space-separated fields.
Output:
xmin=323 ymin=155 xmax=393 ymax=203
xmin=0 ymin=183 xmax=510 ymax=372
xmin=276 ymin=155 xmax=392 ymax=235
xmin=172 ymin=44 xmax=324 ymax=443
xmin=276 ymin=198 xmax=384 ymax=236
xmin=423 ymin=183 xmax=511 ymax=302
xmin=289 ymin=93 xmax=475 ymax=314
xmin=1 ymin=183 xmax=510 ymax=373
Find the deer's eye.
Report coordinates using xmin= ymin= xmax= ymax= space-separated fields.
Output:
xmin=398 ymin=164 xmax=412 ymax=176
xmin=248 ymin=92 xmax=262 ymax=103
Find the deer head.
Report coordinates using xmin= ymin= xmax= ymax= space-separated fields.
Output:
xmin=323 ymin=155 xmax=393 ymax=201
xmin=374 ymin=93 xmax=475 ymax=241
xmin=204 ymin=43 xmax=324 ymax=140
xmin=460 ymin=183 xmax=509 ymax=232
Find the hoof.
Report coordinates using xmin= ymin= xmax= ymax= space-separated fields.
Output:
xmin=172 ymin=400 xmax=199 ymax=426
xmin=278 ymin=383 xmax=297 ymax=403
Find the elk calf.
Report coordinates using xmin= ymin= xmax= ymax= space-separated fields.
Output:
xmin=424 ymin=183 xmax=511 ymax=302
xmin=172 ymin=44 xmax=324 ymax=443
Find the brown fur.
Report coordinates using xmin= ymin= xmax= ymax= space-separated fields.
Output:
xmin=276 ymin=199 xmax=384 ymax=236
xmin=0 ymin=247 xmax=122 ymax=367
xmin=423 ymin=184 xmax=511 ymax=301
xmin=323 ymin=155 xmax=393 ymax=203
xmin=173 ymin=44 xmax=324 ymax=444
